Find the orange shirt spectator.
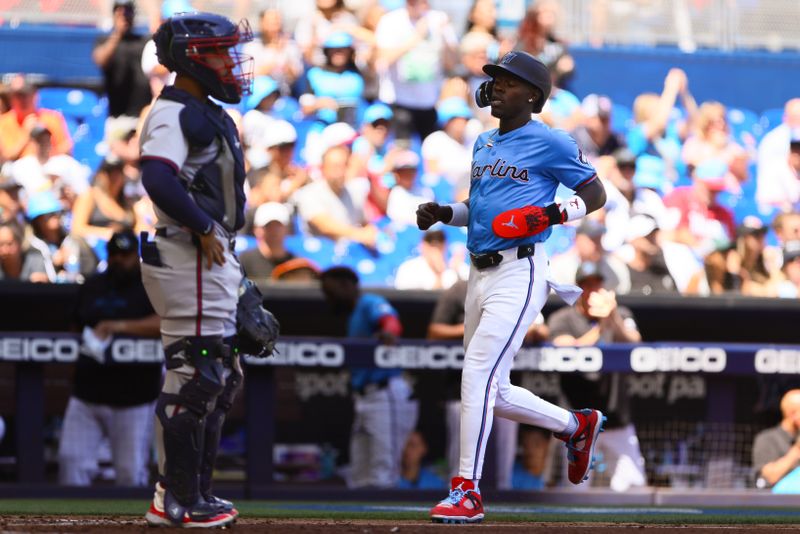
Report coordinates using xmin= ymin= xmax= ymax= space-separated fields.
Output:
xmin=0 ymin=75 xmax=73 ymax=161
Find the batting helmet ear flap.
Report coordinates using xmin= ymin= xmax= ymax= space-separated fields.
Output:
xmin=475 ymin=80 xmax=494 ymax=108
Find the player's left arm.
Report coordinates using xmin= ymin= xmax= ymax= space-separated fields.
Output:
xmin=492 ymin=132 xmax=606 ymax=239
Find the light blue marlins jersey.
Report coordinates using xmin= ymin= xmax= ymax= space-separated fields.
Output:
xmin=467 ymin=120 xmax=598 ymax=255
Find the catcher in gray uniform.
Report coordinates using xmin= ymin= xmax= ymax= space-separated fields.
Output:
xmin=137 ymin=12 xmax=278 ymax=529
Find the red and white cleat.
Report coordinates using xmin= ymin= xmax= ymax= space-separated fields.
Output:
xmin=430 ymin=476 xmax=484 ymax=524
xmin=555 ymin=408 xmax=606 ymax=484
xmin=145 ymin=483 xmax=236 ymax=528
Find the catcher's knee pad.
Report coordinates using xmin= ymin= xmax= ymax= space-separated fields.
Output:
xmin=156 ymin=336 xmax=226 ymax=507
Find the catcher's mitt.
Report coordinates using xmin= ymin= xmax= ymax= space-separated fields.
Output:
xmin=236 ymin=278 xmax=280 ymax=357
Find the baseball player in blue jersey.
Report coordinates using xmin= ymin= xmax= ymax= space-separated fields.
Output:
xmin=417 ymin=51 xmax=608 ymax=524
xmin=138 ymin=12 xmax=278 ymax=529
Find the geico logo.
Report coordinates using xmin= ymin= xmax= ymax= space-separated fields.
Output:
xmin=374 ymin=345 xmax=464 ymax=369
xmin=0 ymin=337 xmax=79 ymax=362
xmin=111 ymin=339 xmax=164 ymax=363
xmin=630 ymin=347 xmax=726 ymax=373
xmin=513 ymin=347 xmax=603 ymax=372
xmin=754 ymin=349 xmax=800 ymax=374
xmin=245 ymin=342 xmax=344 ymax=366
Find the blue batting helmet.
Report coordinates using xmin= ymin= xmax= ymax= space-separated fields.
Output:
xmin=153 ymin=12 xmax=254 ymax=104
xmin=482 ymin=51 xmax=552 ymax=113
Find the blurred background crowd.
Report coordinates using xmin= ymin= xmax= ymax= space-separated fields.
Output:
xmin=1 ymin=0 xmax=799 ymax=299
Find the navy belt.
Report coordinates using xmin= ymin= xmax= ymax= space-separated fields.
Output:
xmin=470 ymin=244 xmax=535 ymax=270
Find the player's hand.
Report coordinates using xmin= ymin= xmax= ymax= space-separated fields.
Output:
xmin=416 ymin=202 xmax=452 ymax=231
xmin=198 ymin=230 xmax=225 ymax=270
xmin=492 ymin=203 xmax=563 ymax=239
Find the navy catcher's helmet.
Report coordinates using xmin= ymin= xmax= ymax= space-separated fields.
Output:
xmin=477 ymin=51 xmax=552 ymax=113
xmin=154 ymin=12 xmax=254 ymax=104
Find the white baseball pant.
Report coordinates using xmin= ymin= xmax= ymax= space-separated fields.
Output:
xmin=460 ymin=245 xmax=573 ymax=480
xmin=348 ymin=376 xmax=419 ymax=488
xmin=58 ymin=397 xmax=154 ymax=486
xmin=141 ymin=226 xmax=241 ymax=344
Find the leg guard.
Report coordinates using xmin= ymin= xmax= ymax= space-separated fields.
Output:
xmin=156 ymin=336 xmax=226 ymax=524
xmin=199 ymin=336 xmax=244 ymax=511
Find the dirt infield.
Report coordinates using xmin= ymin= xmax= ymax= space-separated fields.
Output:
xmin=3 ymin=517 xmax=800 ymax=533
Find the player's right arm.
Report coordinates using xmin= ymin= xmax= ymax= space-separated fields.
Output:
xmin=416 ymin=198 xmax=469 ymax=231
xmin=139 ymin=103 xmax=224 ymax=269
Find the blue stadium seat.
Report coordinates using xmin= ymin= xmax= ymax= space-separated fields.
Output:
xmin=727 ymin=107 xmax=762 ymax=144
xmin=284 ymin=234 xmax=337 ymax=270
xmin=234 ymin=235 xmax=257 ymax=253
xmin=611 ymin=103 xmax=633 ymax=133
xmin=38 ymin=87 xmax=100 ymax=120
xmin=760 ymin=107 xmax=784 ymax=135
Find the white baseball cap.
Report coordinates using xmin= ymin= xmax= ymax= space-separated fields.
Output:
xmin=320 ymin=122 xmax=358 ymax=151
xmin=265 ymin=120 xmax=297 ymax=149
xmin=626 ymin=214 xmax=658 ymax=242
xmin=254 ymin=202 xmax=291 ymax=227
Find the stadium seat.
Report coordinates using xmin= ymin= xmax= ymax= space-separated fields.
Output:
xmin=760 ymin=107 xmax=784 ymax=135
xmin=611 ymin=103 xmax=633 ymax=133
xmin=37 ymin=87 xmax=100 ymax=120
xmin=284 ymin=233 xmax=337 ymax=270
xmin=727 ymin=107 xmax=762 ymax=144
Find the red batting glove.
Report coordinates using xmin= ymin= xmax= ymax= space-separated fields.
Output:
xmin=492 ymin=203 xmax=565 ymax=239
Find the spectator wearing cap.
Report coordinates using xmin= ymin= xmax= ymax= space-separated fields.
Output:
xmin=350 ymin=102 xmax=404 ymax=220
xmin=374 ymin=0 xmax=458 ymax=141
xmin=0 ymin=171 xmax=25 ymax=227
xmin=550 ymin=218 xmax=630 ymax=293
xmin=776 ymin=241 xmax=800 ymax=298
xmin=350 ymin=102 xmax=395 ymax=179
xmin=41 ymin=155 xmax=91 ymax=212
xmin=242 ymin=8 xmax=303 ymax=90
xmin=663 ymin=159 xmax=736 ymax=253
xmin=394 ymin=229 xmax=464 ymax=290
xmin=294 ymin=0 xmax=360 ymax=67
xmin=93 ymin=0 xmax=152 ymax=142
xmin=682 ymin=101 xmax=749 ymax=193
xmin=58 ymin=230 xmax=161 ymax=487
xmin=242 ymin=76 xmax=283 ymax=170
xmin=0 ymin=221 xmax=48 ymax=282
xmin=239 ymin=202 xmax=298 ymax=285
xmin=548 ymin=260 xmax=645 ymax=493
xmin=757 ymin=99 xmax=800 ymax=211
xmin=736 ymin=216 xmax=780 ymax=297
xmin=27 ymin=191 xmax=96 ymax=283
xmin=270 ymin=257 xmax=321 ymax=284
xmin=571 ymin=94 xmax=626 ymax=161
xmin=293 ymin=145 xmax=377 ymax=247
xmin=604 ymin=148 xmax=637 ymax=204
xmin=71 ymin=157 xmax=136 ymax=244
xmin=303 ymin=121 xmax=360 ymax=172
xmin=385 ymin=150 xmax=435 ymax=226
xmin=421 ymin=97 xmax=481 ymax=200
xmin=9 ymin=122 xmax=90 ymax=204
xmin=246 ymin=120 xmax=308 ymax=207
xmin=623 ymin=214 xmax=679 ymax=296
xmin=0 ymin=74 xmax=73 ymax=161
xmin=300 ymin=31 xmax=365 ymax=128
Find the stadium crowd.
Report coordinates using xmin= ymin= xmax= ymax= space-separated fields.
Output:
xmin=0 ymin=0 xmax=799 ymax=298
